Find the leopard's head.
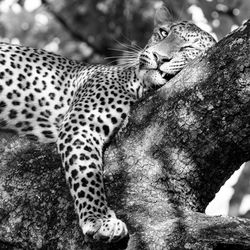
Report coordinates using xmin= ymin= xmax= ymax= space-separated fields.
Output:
xmin=138 ymin=7 xmax=216 ymax=86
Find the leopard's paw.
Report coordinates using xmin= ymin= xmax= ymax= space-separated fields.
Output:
xmin=82 ymin=217 xmax=128 ymax=242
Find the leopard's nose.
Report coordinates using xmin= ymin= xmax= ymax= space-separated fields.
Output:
xmin=153 ymin=52 xmax=171 ymax=63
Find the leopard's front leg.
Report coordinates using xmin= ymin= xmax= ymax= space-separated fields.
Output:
xmin=57 ymin=116 xmax=128 ymax=242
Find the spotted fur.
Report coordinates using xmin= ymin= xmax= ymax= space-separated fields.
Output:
xmin=0 ymin=8 xmax=216 ymax=242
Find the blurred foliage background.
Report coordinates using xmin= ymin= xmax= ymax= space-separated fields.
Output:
xmin=0 ymin=0 xmax=249 ymax=63
xmin=0 ymin=0 xmax=249 ymax=219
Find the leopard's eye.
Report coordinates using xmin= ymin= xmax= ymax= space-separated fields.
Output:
xmin=159 ymin=28 xmax=168 ymax=38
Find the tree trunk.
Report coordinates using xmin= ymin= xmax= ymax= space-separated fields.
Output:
xmin=0 ymin=20 xmax=250 ymax=250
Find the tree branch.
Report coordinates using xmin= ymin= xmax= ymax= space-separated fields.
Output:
xmin=102 ymin=19 xmax=250 ymax=249
xmin=186 ymin=212 xmax=250 ymax=247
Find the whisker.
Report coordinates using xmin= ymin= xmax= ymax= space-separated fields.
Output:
xmin=126 ymin=42 xmax=142 ymax=51
xmin=112 ymin=39 xmax=142 ymax=53
xmin=105 ymin=60 xmax=119 ymax=66
xmin=105 ymin=54 xmax=139 ymax=61
xmin=104 ymin=57 xmax=138 ymax=62
xmin=119 ymin=34 xmax=143 ymax=50
xmin=104 ymin=59 xmax=135 ymax=67
xmin=105 ymin=54 xmax=138 ymax=58
xmin=106 ymin=39 xmax=142 ymax=68
xmin=117 ymin=60 xmax=138 ymax=67
xmin=119 ymin=33 xmax=135 ymax=44
xmin=120 ymin=45 xmax=141 ymax=53
xmin=108 ymin=48 xmax=139 ymax=54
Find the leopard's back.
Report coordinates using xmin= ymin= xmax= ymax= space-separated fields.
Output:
xmin=0 ymin=43 xmax=93 ymax=142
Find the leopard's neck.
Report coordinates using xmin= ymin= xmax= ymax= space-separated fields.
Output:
xmin=75 ymin=64 xmax=146 ymax=101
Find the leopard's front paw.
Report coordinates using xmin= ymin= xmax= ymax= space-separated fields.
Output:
xmin=82 ymin=217 xmax=128 ymax=242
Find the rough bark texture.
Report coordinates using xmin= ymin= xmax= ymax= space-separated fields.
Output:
xmin=0 ymin=20 xmax=250 ymax=250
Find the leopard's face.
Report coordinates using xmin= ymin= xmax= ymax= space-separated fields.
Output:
xmin=138 ymin=8 xmax=216 ymax=86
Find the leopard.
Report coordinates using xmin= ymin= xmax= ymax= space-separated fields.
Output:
xmin=0 ymin=7 xmax=216 ymax=243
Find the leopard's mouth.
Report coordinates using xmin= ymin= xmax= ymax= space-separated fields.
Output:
xmin=138 ymin=68 xmax=172 ymax=87
xmin=139 ymin=60 xmax=176 ymax=83
xmin=159 ymin=69 xmax=174 ymax=81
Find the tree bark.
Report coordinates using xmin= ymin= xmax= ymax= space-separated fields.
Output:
xmin=0 ymin=20 xmax=250 ymax=250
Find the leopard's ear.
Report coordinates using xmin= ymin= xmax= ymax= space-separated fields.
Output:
xmin=154 ymin=6 xmax=174 ymax=26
